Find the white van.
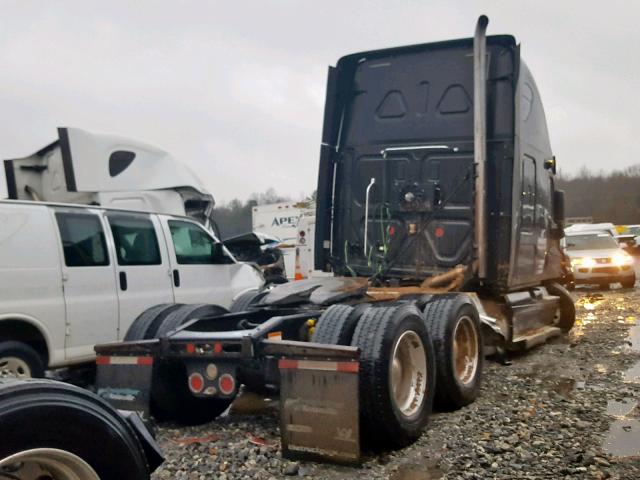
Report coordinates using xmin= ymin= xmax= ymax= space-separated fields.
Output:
xmin=0 ymin=200 xmax=264 ymax=377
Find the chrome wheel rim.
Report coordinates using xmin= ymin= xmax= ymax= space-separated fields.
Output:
xmin=453 ymin=315 xmax=479 ymax=385
xmin=0 ymin=448 xmax=100 ymax=480
xmin=390 ymin=330 xmax=427 ymax=417
xmin=0 ymin=356 xmax=31 ymax=379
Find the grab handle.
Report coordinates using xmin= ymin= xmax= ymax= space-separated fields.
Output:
xmin=364 ymin=177 xmax=376 ymax=256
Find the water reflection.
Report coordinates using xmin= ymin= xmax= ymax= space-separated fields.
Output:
xmin=603 ymin=419 xmax=640 ymax=457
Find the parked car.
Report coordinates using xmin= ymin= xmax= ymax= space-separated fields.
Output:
xmin=615 ymin=224 xmax=640 ymax=255
xmin=0 ymin=200 xmax=264 ymax=378
xmin=565 ymin=222 xmax=618 ymax=237
xmin=565 ymin=230 xmax=636 ymax=289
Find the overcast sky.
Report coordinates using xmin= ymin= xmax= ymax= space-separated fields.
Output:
xmin=1 ymin=0 xmax=638 ymax=203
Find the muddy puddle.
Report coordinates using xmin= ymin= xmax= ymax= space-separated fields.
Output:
xmin=603 ymin=419 xmax=640 ymax=457
xmin=602 ymin=317 xmax=640 ymax=457
xmin=626 ymin=319 xmax=640 ymax=351
xmin=623 ymin=362 xmax=640 ymax=383
xmin=607 ymin=399 xmax=637 ymax=417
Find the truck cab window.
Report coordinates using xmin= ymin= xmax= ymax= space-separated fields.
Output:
xmin=168 ymin=220 xmax=233 ymax=265
xmin=107 ymin=214 xmax=161 ymax=266
xmin=55 ymin=212 xmax=109 ymax=267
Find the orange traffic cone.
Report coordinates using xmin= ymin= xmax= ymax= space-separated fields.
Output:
xmin=294 ymin=247 xmax=305 ymax=281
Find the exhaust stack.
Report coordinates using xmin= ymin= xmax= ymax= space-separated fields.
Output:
xmin=474 ymin=15 xmax=489 ymax=280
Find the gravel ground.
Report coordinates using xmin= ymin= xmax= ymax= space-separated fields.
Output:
xmin=152 ymin=286 xmax=640 ymax=480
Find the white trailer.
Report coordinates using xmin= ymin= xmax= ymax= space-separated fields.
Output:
xmin=252 ymin=201 xmax=314 ymax=279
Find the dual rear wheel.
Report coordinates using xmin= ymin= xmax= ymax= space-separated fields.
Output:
xmin=312 ymin=294 xmax=484 ymax=447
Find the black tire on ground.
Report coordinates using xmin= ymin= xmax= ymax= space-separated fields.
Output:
xmin=422 ymin=294 xmax=484 ymax=410
xmin=599 ymin=283 xmax=611 ymax=290
xmin=312 ymin=303 xmax=370 ymax=345
xmin=546 ymin=282 xmax=577 ymax=332
xmin=154 ymin=304 xmax=229 ymax=338
xmin=351 ymin=304 xmax=435 ymax=448
xmin=151 ymin=360 xmax=233 ymax=425
xmin=621 ymin=273 xmax=636 ymax=289
xmin=230 ymin=289 xmax=269 ymax=313
xmin=0 ymin=341 xmax=45 ymax=378
xmin=0 ymin=379 xmax=150 ymax=479
xmin=124 ymin=303 xmax=184 ymax=341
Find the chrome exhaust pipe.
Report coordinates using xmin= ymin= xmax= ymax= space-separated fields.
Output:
xmin=474 ymin=15 xmax=489 ymax=280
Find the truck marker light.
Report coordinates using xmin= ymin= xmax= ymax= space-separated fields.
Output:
xmin=219 ymin=374 xmax=235 ymax=395
xmin=435 ymin=227 xmax=445 ymax=238
xmin=268 ymin=331 xmax=283 ymax=341
xmin=278 ymin=359 xmax=359 ymax=373
xmin=206 ymin=363 xmax=218 ymax=380
xmin=188 ymin=373 xmax=204 ymax=393
xmin=214 ymin=343 xmax=223 ymax=354
xmin=186 ymin=343 xmax=196 ymax=354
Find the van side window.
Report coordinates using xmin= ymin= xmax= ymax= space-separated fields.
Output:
xmin=168 ymin=220 xmax=234 ymax=265
xmin=107 ymin=214 xmax=161 ymax=266
xmin=55 ymin=212 xmax=109 ymax=267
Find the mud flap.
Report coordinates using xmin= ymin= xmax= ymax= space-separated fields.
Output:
xmin=94 ymin=340 xmax=159 ymax=420
xmin=262 ymin=339 xmax=360 ymax=465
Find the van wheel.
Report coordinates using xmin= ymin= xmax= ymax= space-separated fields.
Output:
xmin=151 ymin=361 xmax=233 ymax=425
xmin=313 ymin=304 xmax=370 ymax=345
xmin=154 ymin=304 xmax=229 ymax=338
xmin=0 ymin=341 xmax=45 ymax=379
xmin=545 ymin=282 xmax=576 ymax=332
xmin=422 ymin=295 xmax=483 ymax=410
xmin=0 ymin=379 xmax=150 ymax=479
xmin=124 ymin=303 xmax=184 ymax=341
xmin=351 ymin=305 xmax=435 ymax=448
xmin=230 ymin=290 xmax=268 ymax=313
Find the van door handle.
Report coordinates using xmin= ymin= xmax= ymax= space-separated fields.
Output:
xmin=119 ymin=271 xmax=128 ymax=291
xmin=173 ymin=269 xmax=180 ymax=287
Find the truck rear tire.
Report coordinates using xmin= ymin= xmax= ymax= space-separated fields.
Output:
xmin=124 ymin=303 xmax=184 ymax=341
xmin=422 ymin=295 xmax=483 ymax=410
xmin=154 ymin=304 xmax=229 ymax=338
xmin=151 ymin=361 xmax=233 ymax=425
xmin=312 ymin=303 xmax=370 ymax=345
xmin=0 ymin=341 xmax=45 ymax=379
xmin=230 ymin=290 xmax=268 ymax=313
xmin=149 ymin=304 xmax=233 ymax=424
xmin=351 ymin=304 xmax=435 ymax=448
xmin=545 ymin=282 xmax=576 ymax=332
xmin=0 ymin=379 xmax=150 ymax=480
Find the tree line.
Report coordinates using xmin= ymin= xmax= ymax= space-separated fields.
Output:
xmin=557 ymin=165 xmax=640 ymax=224
xmin=212 ymin=165 xmax=640 ymax=239
xmin=213 ymin=188 xmax=292 ymax=239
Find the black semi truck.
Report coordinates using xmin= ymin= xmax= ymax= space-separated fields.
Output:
xmin=94 ymin=16 xmax=574 ymax=461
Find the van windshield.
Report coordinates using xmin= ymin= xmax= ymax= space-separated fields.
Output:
xmin=566 ymin=234 xmax=618 ymax=251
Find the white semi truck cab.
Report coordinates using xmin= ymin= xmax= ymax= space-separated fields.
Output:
xmin=4 ymin=127 xmax=216 ymax=227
